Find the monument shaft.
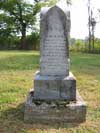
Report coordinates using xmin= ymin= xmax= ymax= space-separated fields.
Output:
xmin=40 ymin=6 xmax=69 ymax=76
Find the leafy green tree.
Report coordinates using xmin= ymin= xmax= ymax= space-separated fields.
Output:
xmin=0 ymin=0 xmax=41 ymax=49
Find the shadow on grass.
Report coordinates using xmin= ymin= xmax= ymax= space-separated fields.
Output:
xmin=0 ymin=103 xmax=82 ymax=132
xmin=0 ymin=54 xmax=40 ymax=71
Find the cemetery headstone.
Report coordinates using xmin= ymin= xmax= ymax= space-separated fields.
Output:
xmin=24 ymin=1 xmax=86 ymax=123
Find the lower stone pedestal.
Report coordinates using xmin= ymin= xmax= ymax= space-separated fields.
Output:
xmin=33 ymin=71 xmax=76 ymax=101
xmin=24 ymin=91 xmax=86 ymax=123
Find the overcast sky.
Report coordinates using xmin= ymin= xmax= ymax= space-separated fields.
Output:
xmin=28 ymin=0 xmax=100 ymax=39
xmin=71 ymin=0 xmax=100 ymax=39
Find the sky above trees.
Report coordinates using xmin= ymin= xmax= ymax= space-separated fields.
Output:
xmin=28 ymin=0 xmax=100 ymax=39
xmin=71 ymin=0 xmax=100 ymax=39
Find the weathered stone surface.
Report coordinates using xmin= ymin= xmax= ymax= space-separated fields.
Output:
xmin=33 ymin=71 xmax=76 ymax=101
xmin=40 ymin=5 xmax=70 ymax=76
xmin=24 ymin=1 xmax=87 ymax=123
xmin=24 ymin=91 xmax=86 ymax=123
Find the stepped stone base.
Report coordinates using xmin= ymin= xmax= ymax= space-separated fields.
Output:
xmin=24 ymin=91 xmax=86 ymax=123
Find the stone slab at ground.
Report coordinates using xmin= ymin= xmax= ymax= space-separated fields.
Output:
xmin=24 ymin=91 xmax=86 ymax=123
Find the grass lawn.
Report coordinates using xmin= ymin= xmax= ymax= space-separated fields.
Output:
xmin=0 ymin=51 xmax=100 ymax=133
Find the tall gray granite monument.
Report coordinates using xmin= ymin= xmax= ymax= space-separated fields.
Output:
xmin=24 ymin=1 xmax=86 ymax=123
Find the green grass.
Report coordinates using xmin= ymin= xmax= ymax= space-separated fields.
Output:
xmin=0 ymin=51 xmax=100 ymax=133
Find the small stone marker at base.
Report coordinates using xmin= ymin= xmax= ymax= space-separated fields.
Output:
xmin=24 ymin=1 xmax=86 ymax=123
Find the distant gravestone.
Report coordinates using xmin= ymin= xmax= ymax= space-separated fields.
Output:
xmin=24 ymin=1 xmax=86 ymax=123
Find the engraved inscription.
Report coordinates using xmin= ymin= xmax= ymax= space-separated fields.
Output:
xmin=40 ymin=7 xmax=69 ymax=76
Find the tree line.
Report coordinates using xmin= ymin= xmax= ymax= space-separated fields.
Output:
xmin=0 ymin=0 xmax=42 ymax=50
xmin=0 ymin=0 xmax=60 ymax=50
xmin=70 ymin=38 xmax=100 ymax=54
xmin=0 ymin=0 xmax=100 ymax=53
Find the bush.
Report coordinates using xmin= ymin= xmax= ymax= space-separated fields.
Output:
xmin=25 ymin=32 xmax=40 ymax=50
xmin=0 ymin=32 xmax=40 ymax=50
xmin=70 ymin=39 xmax=85 ymax=52
xmin=69 ymin=38 xmax=100 ymax=54
xmin=0 ymin=36 xmax=20 ymax=50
